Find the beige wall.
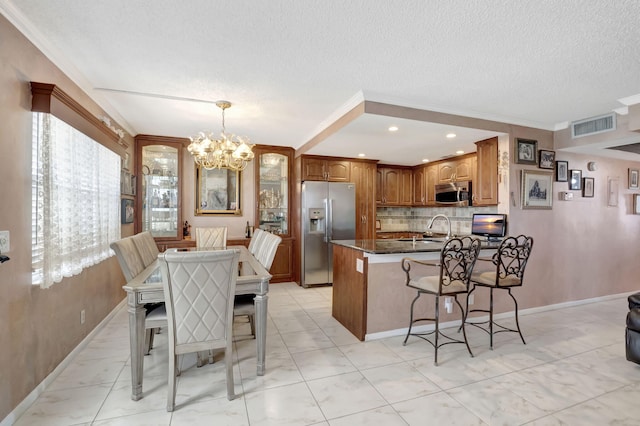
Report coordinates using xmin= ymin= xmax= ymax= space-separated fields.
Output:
xmin=0 ymin=16 xmax=133 ymax=420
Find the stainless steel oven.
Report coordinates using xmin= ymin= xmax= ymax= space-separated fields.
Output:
xmin=435 ymin=181 xmax=471 ymax=206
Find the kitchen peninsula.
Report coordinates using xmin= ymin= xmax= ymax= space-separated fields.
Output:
xmin=331 ymin=238 xmax=500 ymax=340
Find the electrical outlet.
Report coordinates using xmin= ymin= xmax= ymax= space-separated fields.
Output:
xmin=468 ymin=294 xmax=474 ymax=305
xmin=80 ymin=310 xmax=86 ymax=324
xmin=0 ymin=231 xmax=9 ymax=253
xmin=444 ymin=297 xmax=453 ymax=313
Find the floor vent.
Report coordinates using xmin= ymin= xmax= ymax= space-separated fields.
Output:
xmin=571 ymin=113 xmax=616 ymax=138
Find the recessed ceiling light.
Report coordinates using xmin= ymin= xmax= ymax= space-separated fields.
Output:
xmin=456 ymin=150 xmax=464 ymax=155
xmin=358 ymin=153 xmax=366 ymax=157
xmin=446 ymin=133 xmax=457 ymax=139
xmin=388 ymin=126 xmax=398 ymax=132
xmin=422 ymin=158 xmax=429 ymax=163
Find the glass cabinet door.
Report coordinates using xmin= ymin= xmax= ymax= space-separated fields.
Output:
xmin=141 ymin=144 xmax=179 ymax=238
xmin=258 ymin=152 xmax=289 ymax=235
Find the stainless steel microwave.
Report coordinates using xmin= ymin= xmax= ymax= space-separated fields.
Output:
xmin=435 ymin=181 xmax=471 ymax=206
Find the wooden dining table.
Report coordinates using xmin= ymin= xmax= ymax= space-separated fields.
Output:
xmin=122 ymin=245 xmax=271 ymax=401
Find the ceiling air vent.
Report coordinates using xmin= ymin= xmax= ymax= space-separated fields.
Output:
xmin=571 ymin=113 xmax=616 ymax=138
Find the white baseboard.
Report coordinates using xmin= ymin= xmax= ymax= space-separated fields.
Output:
xmin=1 ymin=299 xmax=126 ymax=426
xmin=365 ymin=290 xmax=634 ymax=341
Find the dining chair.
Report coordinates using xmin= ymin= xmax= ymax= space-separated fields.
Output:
xmin=464 ymin=235 xmax=534 ymax=349
xmin=195 ymin=226 xmax=228 ymax=249
xmin=248 ymin=228 xmax=266 ymax=255
xmin=402 ymin=237 xmax=481 ymax=365
xmin=159 ymin=248 xmax=240 ymax=411
xmin=131 ymin=231 xmax=159 ymax=268
xmin=255 ymin=232 xmax=282 ymax=271
xmin=111 ymin=236 xmax=167 ymax=355
xmin=235 ymin=231 xmax=281 ymax=338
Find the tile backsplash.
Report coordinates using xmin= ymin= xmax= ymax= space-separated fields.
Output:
xmin=376 ymin=206 xmax=499 ymax=236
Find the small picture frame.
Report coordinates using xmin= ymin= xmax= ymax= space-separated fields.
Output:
xmin=629 ymin=168 xmax=639 ymax=189
xmin=555 ymin=161 xmax=568 ymax=182
xmin=538 ymin=150 xmax=555 ymax=169
xmin=521 ymin=169 xmax=553 ymax=209
xmin=569 ymin=169 xmax=582 ymax=190
xmin=582 ymin=177 xmax=594 ymax=197
xmin=634 ymin=194 xmax=640 ymax=214
xmin=121 ymin=199 xmax=134 ymax=224
xmin=608 ymin=177 xmax=619 ymax=207
xmin=515 ymin=138 xmax=538 ymax=165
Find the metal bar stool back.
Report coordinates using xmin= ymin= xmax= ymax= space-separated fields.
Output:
xmin=464 ymin=234 xmax=534 ymax=349
xmin=402 ymin=236 xmax=481 ymax=365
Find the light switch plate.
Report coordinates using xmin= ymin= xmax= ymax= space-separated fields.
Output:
xmin=0 ymin=231 xmax=9 ymax=253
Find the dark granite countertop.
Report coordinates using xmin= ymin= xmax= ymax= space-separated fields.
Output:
xmin=331 ymin=238 xmax=502 ymax=255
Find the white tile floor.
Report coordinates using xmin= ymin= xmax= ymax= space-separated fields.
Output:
xmin=14 ymin=282 xmax=640 ymax=425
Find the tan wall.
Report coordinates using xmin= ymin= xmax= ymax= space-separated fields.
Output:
xmin=0 ymin=15 xmax=132 ymax=420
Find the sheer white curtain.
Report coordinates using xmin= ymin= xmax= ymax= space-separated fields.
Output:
xmin=32 ymin=113 xmax=121 ymax=288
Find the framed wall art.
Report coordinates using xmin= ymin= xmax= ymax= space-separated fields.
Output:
xmin=555 ymin=160 xmax=568 ymax=182
xmin=608 ymin=177 xmax=619 ymax=207
xmin=521 ymin=169 xmax=553 ymax=210
xmin=121 ymin=198 xmax=134 ymax=224
xmin=634 ymin=194 xmax=640 ymax=214
xmin=582 ymin=177 xmax=594 ymax=197
xmin=515 ymin=138 xmax=538 ymax=165
xmin=629 ymin=168 xmax=639 ymax=189
xmin=195 ymin=165 xmax=242 ymax=215
xmin=538 ymin=150 xmax=555 ymax=169
xmin=569 ymin=169 xmax=582 ymax=190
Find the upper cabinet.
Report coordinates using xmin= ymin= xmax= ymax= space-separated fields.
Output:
xmin=302 ymin=156 xmax=351 ymax=181
xmin=438 ymin=156 xmax=473 ymax=183
xmin=376 ymin=166 xmax=412 ymax=206
xmin=350 ymin=160 xmax=377 ymax=240
xmin=413 ymin=163 xmax=438 ymax=206
xmin=473 ymin=137 xmax=499 ymax=206
xmin=254 ymin=146 xmax=293 ymax=237
xmin=135 ymin=135 xmax=187 ymax=242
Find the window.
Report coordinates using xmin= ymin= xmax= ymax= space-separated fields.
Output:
xmin=32 ymin=113 xmax=121 ymax=288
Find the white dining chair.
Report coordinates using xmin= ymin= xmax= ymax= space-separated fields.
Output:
xmin=159 ymin=249 xmax=240 ymax=410
xmin=131 ymin=231 xmax=159 ymax=268
xmin=248 ymin=228 xmax=266 ymax=255
xmin=195 ymin=227 xmax=228 ymax=249
xmin=255 ymin=232 xmax=282 ymax=271
xmin=111 ymin=236 xmax=167 ymax=355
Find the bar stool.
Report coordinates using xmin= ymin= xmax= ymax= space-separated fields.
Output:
xmin=402 ymin=237 xmax=481 ymax=365
xmin=463 ymin=235 xmax=534 ymax=349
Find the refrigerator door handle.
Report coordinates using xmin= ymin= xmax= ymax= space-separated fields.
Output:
xmin=323 ymin=198 xmax=329 ymax=243
xmin=327 ymin=198 xmax=333 ymax=241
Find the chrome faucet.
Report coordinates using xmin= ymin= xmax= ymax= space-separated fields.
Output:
xmin=427 ymin=214 xmax=452 ymax=239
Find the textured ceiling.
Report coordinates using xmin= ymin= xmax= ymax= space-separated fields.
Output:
xmin=3 ymin=0 xmax=640 ymax=165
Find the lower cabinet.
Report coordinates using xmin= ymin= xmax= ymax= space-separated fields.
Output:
xmin=156 ymin=239 xmax=195 ymax=252
xmin=269 ymin=237 xmax=293 ymax=283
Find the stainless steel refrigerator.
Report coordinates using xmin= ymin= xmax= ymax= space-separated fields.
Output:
xmin=301 ymin=181 xmax=356 ymax=287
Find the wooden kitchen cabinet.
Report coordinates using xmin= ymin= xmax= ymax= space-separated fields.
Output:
xmin=269 ymin=237 xmax=294 ymax=282
xmin=473 ymin=137 xmax=499 ymax=206
xmin=351 ymin=160 xmax=377 ymax=240
xmin=413 ymin=163 xmax=438 ymax=206
xmin=301 ymin=156 xmax=350 ymax=181
xmin=376 ymin=166 xmax=412 ymax=206
xmin=438 ymin=156 xmax=473 ymax=183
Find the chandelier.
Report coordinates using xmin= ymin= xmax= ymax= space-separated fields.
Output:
xmin=187 ymin=101 xmax=255 ymax=171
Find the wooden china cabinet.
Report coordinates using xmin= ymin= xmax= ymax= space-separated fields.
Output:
xmin=253 ymin=145 xmax=295 ymax=282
